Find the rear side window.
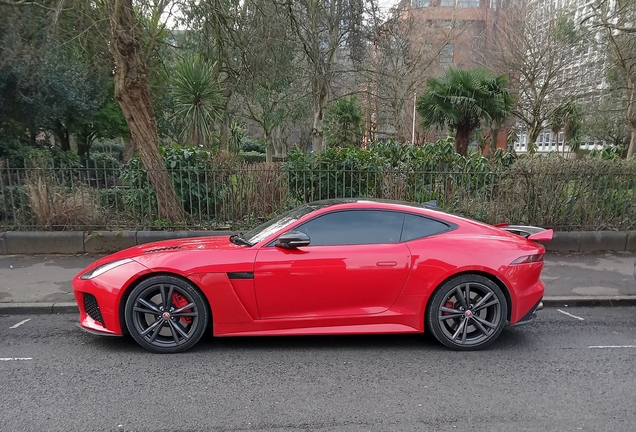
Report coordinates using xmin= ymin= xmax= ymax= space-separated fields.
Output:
xmin=401 ymin=214 xmax=449 ymax=242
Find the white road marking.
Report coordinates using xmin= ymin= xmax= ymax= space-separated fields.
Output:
xmin=9 ymin=318 xmax=31 ymax=329
xmin=557 ymin=309 xmax=585 ymax=321
xmin=588 ymin=345 xmax=636 ymax=349
xmin=0 ymin=358 xmax=33 ymax=361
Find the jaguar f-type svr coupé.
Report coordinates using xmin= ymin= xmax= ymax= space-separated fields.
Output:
xmin=73 ymin=199 xmax=552 ymax=353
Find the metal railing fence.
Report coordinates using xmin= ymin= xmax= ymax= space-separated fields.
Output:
xmin=1 ymin=161 xmax=635 ymax=231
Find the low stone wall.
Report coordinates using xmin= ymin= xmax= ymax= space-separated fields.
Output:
xmin=0 ymin=231 xmax=235 ymax=254
xmin=0 ymin=230 xmax=634 ymax=255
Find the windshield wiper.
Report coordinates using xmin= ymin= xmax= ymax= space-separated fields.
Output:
xmin=229 ymin=233 xmax=252 ymax=247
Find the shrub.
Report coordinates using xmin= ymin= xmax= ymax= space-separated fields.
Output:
xmin=91 ymin=139 xmax=125 ymax=160
xmin=25 ymin=176 xmax=100 ymax=230
xmin=490 ymin=156 xmax=636 ymax=230
xmin=241 ymin=138 xmax=266 ymax=154
xmin=83 ymin=153 xmax=121 ymax=187
xmin=0 ymin=185 xmax=29 ymax=226
xmin=283 ymin=147 xmax=385 ymax=201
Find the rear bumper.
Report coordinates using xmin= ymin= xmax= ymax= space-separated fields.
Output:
xmin=510 ymin=278 xmax=545 ymax=324
xmin=513 ymin=299 xmax=543 ymax=326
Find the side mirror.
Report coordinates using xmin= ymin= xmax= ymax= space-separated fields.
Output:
xmin=276 ymin=230 xmax=311 ymax=249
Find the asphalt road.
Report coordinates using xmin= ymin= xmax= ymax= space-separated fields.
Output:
xmin=1 ymin=308 xmax=635 ymax=432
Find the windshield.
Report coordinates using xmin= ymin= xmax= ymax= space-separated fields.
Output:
xmin=241 ymin=204 xmax=321 ymax=245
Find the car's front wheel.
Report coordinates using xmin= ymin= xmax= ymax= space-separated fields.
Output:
xmin=125 ymin=275 xmax=209 ymax=353
xmin=426 ymin=274 xmax=508 ymax=351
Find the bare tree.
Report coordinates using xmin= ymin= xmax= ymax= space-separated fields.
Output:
xmin=232 ymin=0 xmax=306 ymax=162
xmin=491 ymin=0 xmax=585 ymax=152
xmin=583 ymin=92 xmax=631 ymax=152
xmin=367 ymin=3 xmax=453 ymax=142
xmin=285 ymin=0 xmax=367 ymax=152
xmin=585 ymin=0 xmax=636 ymax=158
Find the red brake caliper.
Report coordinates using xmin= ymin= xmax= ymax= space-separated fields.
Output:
xmin=443 ymin=300 xmax=455 ymax=316
xmin=171 ymin=292 xmax=193 ymax=325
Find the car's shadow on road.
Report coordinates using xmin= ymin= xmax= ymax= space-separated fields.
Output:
xmin=84 ymin=325 xmax=536 ymax=354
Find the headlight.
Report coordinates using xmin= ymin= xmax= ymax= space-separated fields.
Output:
xmin=80 ymin=258 xmax=135 ymax=280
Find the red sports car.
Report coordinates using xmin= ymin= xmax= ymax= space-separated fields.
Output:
xmin=73 ymin=199 xmax=552 ymax=353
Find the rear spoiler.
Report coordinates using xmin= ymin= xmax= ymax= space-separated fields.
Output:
xmin=494 ymin=224 xmax=554 ymax=242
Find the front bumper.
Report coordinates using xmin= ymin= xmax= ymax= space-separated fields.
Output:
xmin=73 ymin=259 xmax=149 ymax=336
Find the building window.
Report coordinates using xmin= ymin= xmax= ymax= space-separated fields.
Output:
xmin=439 ymin=44 xmax=454 ymax=69
xmin=441 ymin=0 xmax=480 ymax=7
xmin=412 ymin=0 xmax=430 ymax=6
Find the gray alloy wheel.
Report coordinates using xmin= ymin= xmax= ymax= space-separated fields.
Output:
xmin=427 ymin=274 xmax=508 ymax=351
xmin=125 ymin=275 xmax=209 ymax=354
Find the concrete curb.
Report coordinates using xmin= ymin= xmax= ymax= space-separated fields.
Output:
xmin=0 ymin=302 xmax=78 ymax=315
xmin=541 ymin=296 xmax=636 ymax=308
xmin=2 ymin=297 xmax=635 ymax=315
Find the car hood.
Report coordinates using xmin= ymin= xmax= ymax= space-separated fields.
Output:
xmin=87 ymin=235 xmax=247 ymax=269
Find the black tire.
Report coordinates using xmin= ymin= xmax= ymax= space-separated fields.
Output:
xmin=426 ymin=274 xmax=508 ymax=351
xmin=124 ymin=275 xmax=209 ymax=354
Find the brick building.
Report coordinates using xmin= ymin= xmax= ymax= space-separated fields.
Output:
xmin=377 ymin=0 xmax=510 ymax=147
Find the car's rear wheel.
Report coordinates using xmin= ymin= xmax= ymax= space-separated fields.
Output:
xmin=124 ymin=275 xmax=209 ymax=354
xmin=426 ymin=274 xmax=507 ymax=351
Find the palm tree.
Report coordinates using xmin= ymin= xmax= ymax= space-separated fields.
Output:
xmin=549 ymin=101 xmax=583 ymax=157
xmin=562 ymin=102 xmax=583 ymax=155
xmin=548 ymin=104 xmax=565 ymax=155
xmin=416 ymin=68 xmax=514 ymax=156
xmin=171 ymin=56 xmax=226 ymax=147
xmin=324 ymin=96 xmax=364 ymax=148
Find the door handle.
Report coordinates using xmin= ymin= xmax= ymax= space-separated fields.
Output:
xmin=376 ymin=261 xmax=397 ymax=267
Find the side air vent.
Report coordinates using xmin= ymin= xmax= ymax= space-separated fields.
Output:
xmin=83 ymin=293 xmax=104 ymax=326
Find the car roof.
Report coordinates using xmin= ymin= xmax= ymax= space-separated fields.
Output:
xmin=307 ymin=198 xmax=439 ymax=211
xmin=305 ymin=198 xmax=494 ymax=232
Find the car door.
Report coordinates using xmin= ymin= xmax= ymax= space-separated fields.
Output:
xmin=253 ymin=210 xmax=412 ymax=319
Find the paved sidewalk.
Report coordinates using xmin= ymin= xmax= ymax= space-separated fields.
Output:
xmin=0 ymin=252 xmax=634 ymax=314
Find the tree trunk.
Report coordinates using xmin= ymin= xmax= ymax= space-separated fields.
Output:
xmin=275 ymin=127 xmax=286 ymax=158
xmin=454 ymin=127 xmax=471 ymax=156
xmin=108 ymin=0 xmax=183 ymax=223
xmin=311 ymin=77 xmax=326 ymax=153
xmin=627 ymin=122 xmax=636 ymax=159
xmin=219 ymin=121 xmax=229 ymax=152
xmin=122 ymin=137 xmax=136 ymax=163
xmin=264 ymin=129 xmax=273 ymax=163
xmin=489 ymin=126 xmax=500 ymax=156
xmin=311 ymin=107 xmax=323 ymax=153
xmin=527 ymin=123 xmax=542 ymax=154
xmin=53 ymin=120 xmax=71 ymax=152
xmin=627 ymin=88 xmax=636 ymax=159
xmin=77 ymin=137 xmax=91 ymax=159
xmin=280 ymin=128 xmax=289 ymax=157
xmin=218 ymin=88 xmax=233 ymax=153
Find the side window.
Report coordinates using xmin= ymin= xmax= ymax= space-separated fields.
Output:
xmin=296 ymin=210 xmax=405 ymax=246
xmin=401 ymin=214 xmax=450 ymax=242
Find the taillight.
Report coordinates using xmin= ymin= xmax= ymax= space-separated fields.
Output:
xmin=511 ymin=254 xmax=545 ymax=264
